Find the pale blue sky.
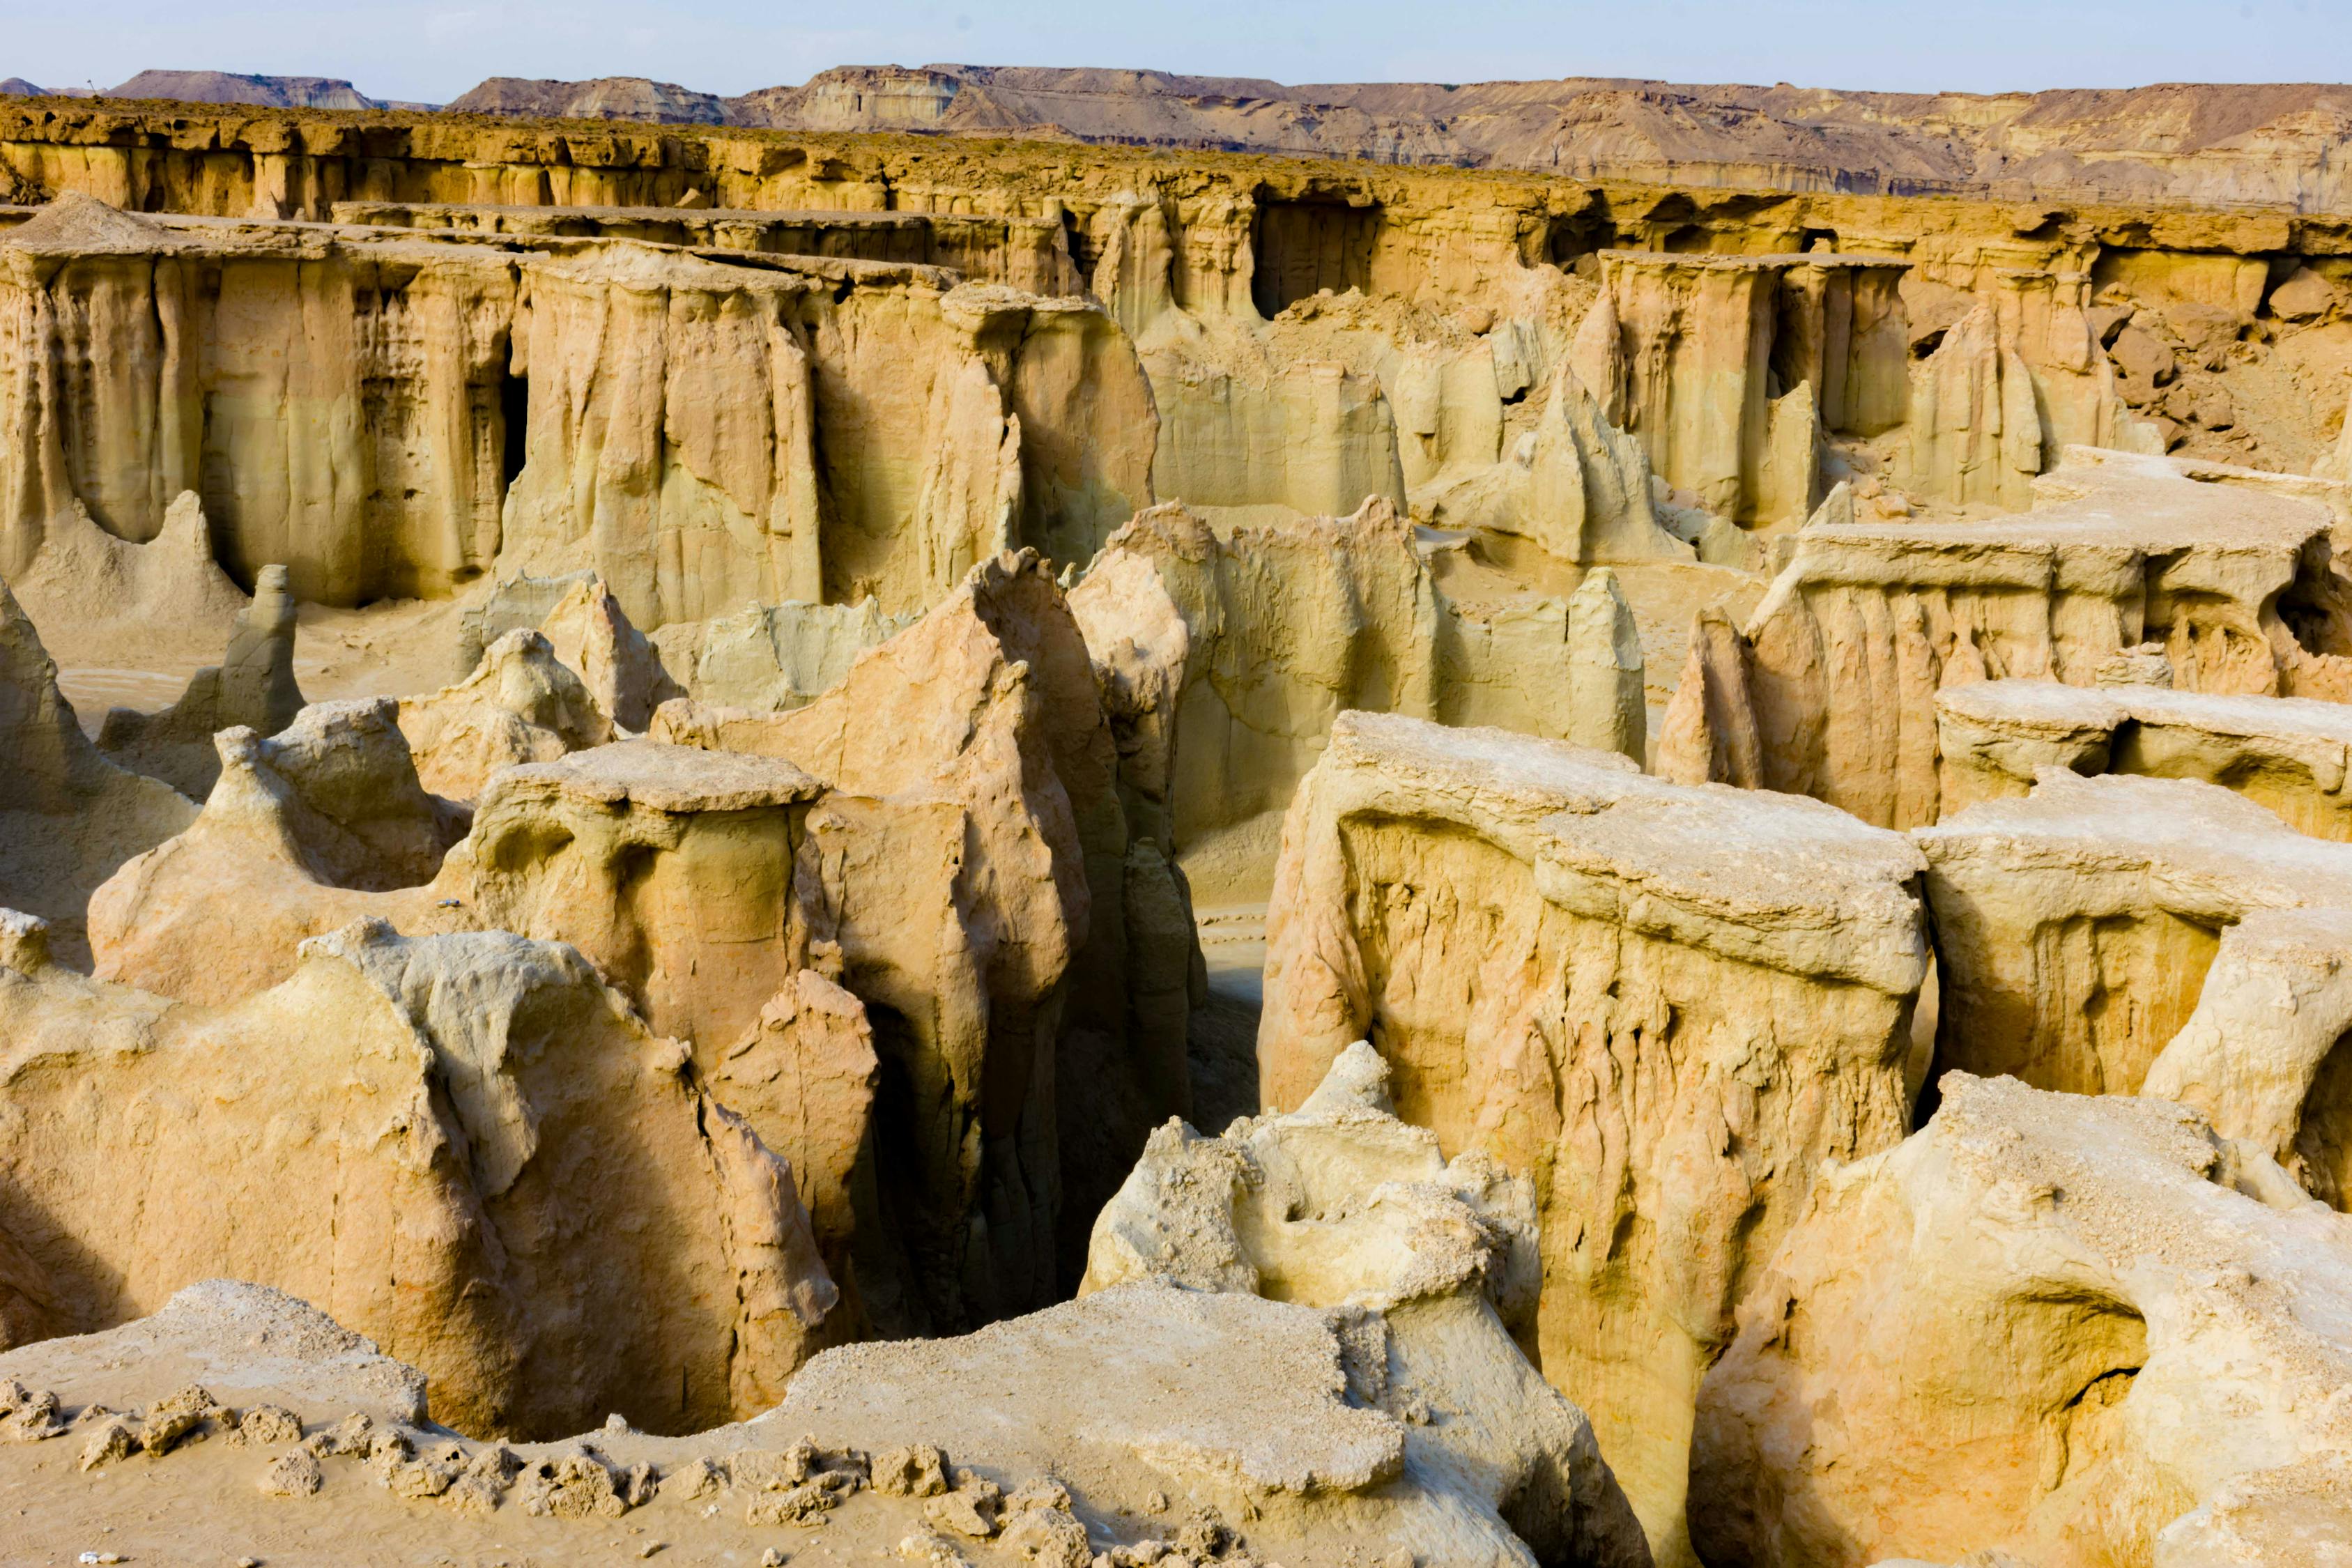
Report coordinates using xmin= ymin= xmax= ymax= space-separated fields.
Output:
xmin=8 ymin=0 xmax=2346 ymax=105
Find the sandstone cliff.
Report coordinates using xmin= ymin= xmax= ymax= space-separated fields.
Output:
xmin=1069 ymin=501 xmax=1653 ymax=903
xmin=0 ymin=197 xmax=1153 ymax=627
xmin=1659 ymin=449 xmax=2352 ymax=827
xmin=1254 ymin=712 xmax=1928 ymax=1564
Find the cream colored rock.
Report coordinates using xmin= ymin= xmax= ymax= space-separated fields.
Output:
xmin=656 ymin=551 xmax=1192 ymax=1326
xmin=89 ymin=699 xmax=466 ymax=1004
xmin=1256 ymin=712 xmax=1928 ymax=1564
xmin=0 ymin=573 xmax=197 ymax=964
xmin=1069 ymin=499 xmax=1651 ymax=902
xmin=0 ymin=1273 xmax=1627 ymax=1568
xmin=1659 ymin=448 xmax=2352 ymax=827
xmin=1567 ymin=567 xmax=1647 ymax=761
xmin=2142 ymin=907 xmax=2352 ymax=1209
xmin=1599 ymin=249 xmax=1909 ymax=525
xmin=1690 ymin=1073 xmax=2352 ymax=1568
xmin=395 ymin=629 xmax=609 ymax=800
xmin=1936 ymin=676 xmax=2352 ymax=833
xmin=459 ymin=741 xmax=823 ymax=1052
xmin=1082 ymin=1042 xmax=1652 ymax=1568
xmin=650 ymin=595 xmax=914 ymax=712
xmin=0 ymin=916 xmax=837 ymax=1437
xmin=535 ymin=575 xmax=684 ymax=731
xmin=2 ymin=477 xmax=247 ymax=652
xmin=96 ymin=562 xmax=307 ymax=798
xmin=1914 ymin=770 xmax=2352 ymax=1101
xmin=1 ymin=201 xmax=1153 ymax=625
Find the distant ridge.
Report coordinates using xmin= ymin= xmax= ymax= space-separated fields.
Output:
xmin=12 ymin=61 xmax=2352 ymax=210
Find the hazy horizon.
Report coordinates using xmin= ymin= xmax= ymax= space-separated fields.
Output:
xmin=8 ymin=0 xmax=2349 ymax=107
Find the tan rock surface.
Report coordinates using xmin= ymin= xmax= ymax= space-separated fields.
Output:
xmin=1937 ymin=673 xmax=2352 ymax=833
xmin=656 ymin=551 xmax=1192 ymax=1323
xmin=1691 ymin=1073 xmax=2352 ymax=1568
xmin=395 ymin=628 xmax=609 ymax=800
xmin=0 ymin=1272 xmax=1624 ymax=1568
xmin=0 ymin=574 xmax=197 ymax=964
xmin=95 ymin=562 xmax=306 ymax=798
xmin=1914 ymin=769 xmax=2352 ymax=1100
xmin=0 ymin=916 xmax=837 ymax=1438
xmin=0 ymin=199 xmax=1153 ymax=627
xmin=1068 ymin=499 xmax=1652 ymax=904
xmin=1082 ymin=1041 xmax=1652 ymax=1568
xmin=1254 ymin=711 xmax=1928 ymax=1562
xmin=87 ymin=698 xmax=466 ymax=1003
xmin=1659 ymin=448 xmax=2352 ymax=827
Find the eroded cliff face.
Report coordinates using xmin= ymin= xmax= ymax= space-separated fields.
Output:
xmin=1254 ymin=712 xmax=1928 ymax=1565
xmin=1659 ymin=449 xmax=2352 ymax=827
xmin=0 ymin=194 xmax=1155 ymax=627
xmin=1068 ymin=500 xmax=1653 ymax=903
xmin=8 ymin=109 xmax=2351 ymax=590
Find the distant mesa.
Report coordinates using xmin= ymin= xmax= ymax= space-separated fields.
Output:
xmin=104 ymin=70 xmax=385 ymax=109
xmin=444 ymin=75 xmax=727 ymax=124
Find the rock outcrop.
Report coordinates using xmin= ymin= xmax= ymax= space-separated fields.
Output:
xmin=655 ymin=551 xmax=1194 ymax=1323
xmin=394 ymin=629 xmax=609 ymax=800
xmin=1937 ymin=673 xmax=2352 ymax=835
xmin=86 ymin=698 xmax=467 ymax=1003
xmin=1254 ymin=711 xmax=1930 ymax=1562
xmin=1914 ymin=769 xmax=2352 ymax=1111
xmin=96 ymin=563 xmax=306 ymax=797
xmin=1082 ymin=1040 xmax=1653 ymax=1568
xmin=1068 ymin=500 xmax=1652 ymax=902
xmin=1691 ymin=1073 xmax=2352 ymax=1567
xmin=0 ymin=574 xmax=197 ymax=962
xmin=0 ymin=916 xmax=838 ymax=1438
xmin=648 ymin=594 xmax=915 ymax=712
xmin=0 ymin=1270 xmax=1638 ymax=1568
xmin=1659 ymin=449 xmax=2352 ymax=827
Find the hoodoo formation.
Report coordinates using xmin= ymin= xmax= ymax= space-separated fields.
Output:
xmin=3 ymin=35 xmax=2352 ymax=1568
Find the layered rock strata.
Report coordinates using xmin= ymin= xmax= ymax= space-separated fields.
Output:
xmin=0 ymin=195 xmax=1153 ymax=625
xmin=335 ymin=199 xmax=1087 ymax=294
xmin=1937 ymin=672 xmax=2352 ymax=835
xmin=1254 ymin=710 xmax=1930 ymax=1563
xmin=1691 ymin=1073 xmax=2352 ymax=1567
xmin=1659 ymin=449 xmax=2352 ymax=828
